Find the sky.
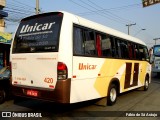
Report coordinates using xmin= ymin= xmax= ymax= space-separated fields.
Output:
xmin=5 ymin=0 xmax=160 ymax=48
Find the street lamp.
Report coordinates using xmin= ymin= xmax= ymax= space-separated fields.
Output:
xmin=126 ymin=23 xmax=136 ymax=35
xmin=134 ymin=29 xmax=146 ymax=36
xmin=153 ymin=38 xmax=160 ymax=45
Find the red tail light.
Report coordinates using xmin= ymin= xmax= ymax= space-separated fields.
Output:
xmin=58 ymin=62 xmax=67 ymax=70
xmin=57 ymin=62 xmax=68 ymax=80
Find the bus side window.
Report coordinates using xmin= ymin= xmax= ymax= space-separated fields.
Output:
xmin=128 ymin=43 xmax=133 ymax=59
xmin=138 ymin=48 xmax=144 ymax=60
xmin=84 ymin=30 xmax=96 ymax=56
xmin=133 ymin=44 xmax=139 ymax=59
xmin=120 ymin=40 xmax=128 ymax=59
xmin=128 ymin=42 xmax=138 ymax=59
xmin=114 ymin=38 xmax=120 ymax=58
xmin=116 ymin=39 xmax=129 ymax=59
xmin=73 ymin=27 xmax=84 ymax=55
xmin=138 ymin=45 xmax=149 ymax=61
xmin=144 ymin=47 xmax=149 ymax=61
xmin=101 ymin=34 xmax=112 ymax=57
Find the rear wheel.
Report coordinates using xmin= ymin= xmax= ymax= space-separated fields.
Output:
xmin=0 ymin=89 xmax=6 ymax=104
xmin=107 ymin=84 xmax=117 ymax=106
xmin=144 ymin=76 xmax=149 ymax=91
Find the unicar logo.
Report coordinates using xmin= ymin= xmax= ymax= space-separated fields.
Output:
xmin=20 ymin=22 xmax=55 ymax=34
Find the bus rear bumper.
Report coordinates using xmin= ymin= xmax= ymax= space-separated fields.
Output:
xmin=12 ymin=79 xmax=71 ymax=104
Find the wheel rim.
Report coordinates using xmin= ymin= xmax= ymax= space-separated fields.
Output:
xmin=145 ymin=80 xmax=149 ymax=89
xmin=110 ymin=88 xmax=117 ymax=102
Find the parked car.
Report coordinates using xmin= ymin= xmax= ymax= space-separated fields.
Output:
xmin=0 ymin=66 xmax=11 ymax=104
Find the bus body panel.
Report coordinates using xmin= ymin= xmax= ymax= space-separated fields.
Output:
xmin=57 ymin=13 xmax=79 ymax=79
xmin=10 ymin=12 xmax=80 ymax=103
xmin=11 ymin=53 xmax=58 ymax=90
xmin=70 ymin=56 xmax=151 ymax=103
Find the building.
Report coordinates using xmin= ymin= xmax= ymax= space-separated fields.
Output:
xmin=0 ymin=0 xmax=11 ymax=69
xmin=0 ymin=0 xmax=8 ymax=31
xmin=0 ymin=32 xmax=12 ymax=69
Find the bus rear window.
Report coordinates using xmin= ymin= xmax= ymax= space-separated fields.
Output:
xmin=12 ymin=12 xmax=63 ymax=53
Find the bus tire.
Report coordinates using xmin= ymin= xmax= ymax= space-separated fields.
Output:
xmin=144 ymin=76 xmax=149 ymax=91
xmin=0 ymin=89 xmax=6 ymax=104
xmin=107 ymin=84 xmax=117 ymax=106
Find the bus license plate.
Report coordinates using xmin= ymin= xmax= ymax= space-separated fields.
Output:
xmin=27 ymin=90 xmax=38 ymax=97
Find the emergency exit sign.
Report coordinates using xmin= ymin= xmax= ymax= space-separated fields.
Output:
xmin=142 ymin=0 xmax=160 ymax=7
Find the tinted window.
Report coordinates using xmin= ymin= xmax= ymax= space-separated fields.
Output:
xmin=133 ymin=44 xmax=139 ymax=60
xmin=73 ymin=26 xmax=96 ymax=56
xmin=84 ymin=30 xmax=96 ymax=55
xmin=13 ymin=12 xmax=63 ymax=53
xmin=73 ymin=27 xmax=84 ymax=55
xmin=114 ymin=38 xmax=120 ymax=58
xmin=100 ymin=34 xmax=112 ymax=57
xmin=153 ymin=45 xmax=160 ymax=56
xmin=119 ymin=40 xmax=128 ymax=59
xmin=73 ymin=25 xmax=148 ymax=61
xmin=138 ymin=45 xmax=149 ymax=60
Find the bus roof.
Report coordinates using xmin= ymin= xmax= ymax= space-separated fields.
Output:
xmin=61 ymin=11 xmax=146 ymax=46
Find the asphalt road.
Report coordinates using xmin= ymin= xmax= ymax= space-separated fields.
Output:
xmin=0 ymin=73 xmax=160 ymax=120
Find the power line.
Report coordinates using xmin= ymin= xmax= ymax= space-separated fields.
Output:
xmin=12 ymin=0 xmax=35 ymax=9
xmin=77 ymin=0 xmax=148 ymax=37
xmin=78 ymin=3 xmax=141 ymax=15
xmin=69 ymin=0 xmax=154 ymax=44
xmin=70 ymin=0 xmax=117 ymax=22
xmin=4 ymin=0 xmax=35 ymax=23
xmin=7 ymin=3 xmax=34 ymax=11
xmin=4 ymin=9 xmax=32 ymax=16
xmin=5 ymin=7 xmax=34 ymax=14
xmin=86 ymin=0 xmax=133 ymax=24
xmin=70 ymin=0 xmax=131 ymax=24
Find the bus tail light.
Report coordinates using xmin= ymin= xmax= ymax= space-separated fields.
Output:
xmin=57 ymin=62 xmax=68 ymax=80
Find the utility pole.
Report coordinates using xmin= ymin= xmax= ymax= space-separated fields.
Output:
xmin=36 ymin=0 xmax=40 ymax=14
xmin=126 ymin=23 xmax=136 ymax=35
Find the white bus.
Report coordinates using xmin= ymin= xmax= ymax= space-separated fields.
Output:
xmin=151 ymin=45 xmax=160 ymax=76
xmin=10 ymin=11 xmax=151 ymax=105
